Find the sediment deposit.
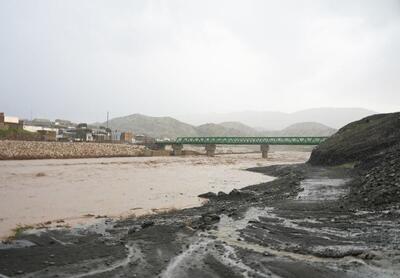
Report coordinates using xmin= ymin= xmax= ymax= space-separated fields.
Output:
xmin=0 ymin=140 xmax=145 ymax=160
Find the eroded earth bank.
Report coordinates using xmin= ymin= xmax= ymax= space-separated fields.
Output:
xmin=1 ymin=112 xmax=400 ymax=277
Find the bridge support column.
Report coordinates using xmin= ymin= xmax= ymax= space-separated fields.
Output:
xmin=205 ymin=144 xmax=216 ymax=157
xmin=260 ymin=144 xmax=269 ymax=158
xmin=172 ymin=144 xmax=183 ymax=156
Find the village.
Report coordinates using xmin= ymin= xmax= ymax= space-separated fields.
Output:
xmin=0 ymin=112 xmax=150 ymax=144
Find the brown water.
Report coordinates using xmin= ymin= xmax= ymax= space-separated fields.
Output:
xmin=0 ymin=152 xmax=309 ymax=239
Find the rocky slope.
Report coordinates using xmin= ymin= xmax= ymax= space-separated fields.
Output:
xmin=309 ymin=112 xmax=400 ymax=166
xmin=345 ymin=142 xmax=400 ymax=208
xmin=309 ymin=112 xmax=400 ymax=208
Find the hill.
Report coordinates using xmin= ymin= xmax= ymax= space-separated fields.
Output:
xmin=99 ymin=114 xmax=338 ymax=139
xmin=177 ymin=107 xmax=376 ymax=130
xmin=290 ymin=108 xmax=377 ymax=130
xmin=309 ymin=112 xmax=400 ymax=166
xmin=196 ymin=123 xmax=248 ymax=137
xmin=218 ymin=122 xmax=259 ymax=136
xmin=99 ymin=115 xmax=260 ymax=138
xmin=277 ymin=122 xmax=336 ymax=136
xmin=308 ymin=112 xmax=400 ymax=208
xmin=103 ymin=114 xmax=198 ymax=138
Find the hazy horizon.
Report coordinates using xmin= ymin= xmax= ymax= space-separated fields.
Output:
xmin=1 ymin=106 xmax=379 ymax=125
xmin=1 ymin=0 xmax=399 ymax=123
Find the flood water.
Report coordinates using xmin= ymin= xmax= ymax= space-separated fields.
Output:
xmin=0 ymin=151 xmax=309 ymax=239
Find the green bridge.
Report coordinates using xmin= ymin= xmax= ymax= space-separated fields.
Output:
xmin=173 ymin=136 xmax=327 ymax=145
xmin=154 ymin=136 xmax=328 ymax=158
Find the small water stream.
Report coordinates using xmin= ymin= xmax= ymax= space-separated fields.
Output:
xmin=297 ymin=178 xmax=350 ymax=201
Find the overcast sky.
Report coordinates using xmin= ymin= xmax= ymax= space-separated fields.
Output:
xmin=0 ymin=0 xmax=399 ymax=122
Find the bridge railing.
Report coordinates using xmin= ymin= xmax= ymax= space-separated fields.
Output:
xmin=168 ymin=136 xmax=328 ymax=145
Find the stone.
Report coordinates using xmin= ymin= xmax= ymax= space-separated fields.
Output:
xmin=198 ymin=192 xmax=217 ymax=198
xmin=201 ymin=213 xmax=220 ymax=225
xmin=229 ymin=189 xmax=255 ymax=198
xmin=217 ymin=191 xmax=228 ymax=198
xmin=128 ymin=228 xmax=137 ymax=234
xmin=141 ymin=221 xmax=155 ymax=229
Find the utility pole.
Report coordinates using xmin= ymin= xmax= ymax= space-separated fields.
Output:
xmin=106 ymin=111 xmax=110 ymax=142
xmin=106 ymin=111 xmax=109 ymax=129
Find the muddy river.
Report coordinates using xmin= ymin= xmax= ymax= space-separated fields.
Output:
xmin=0 ymin=151 xmax=309 ymax=239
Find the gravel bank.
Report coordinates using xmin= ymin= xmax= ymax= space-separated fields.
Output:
xmin=0 ymin=140 xmax=145 ymax=160
xmin=309 ymin=112 xmax=400 ymax=209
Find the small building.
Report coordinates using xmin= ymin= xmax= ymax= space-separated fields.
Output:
xmin=0 ymin=112 xmax=24 ymax=130
xmin=85 ymin=132 xmax=93 ymax=142
xmin=92 ymin=127 xmax=111 ymax=142
xmin=75 ymin=126 xmax=93 ymax=142
xmin=58 ymin=128 xmax=76 ymax=142
xmin=24 ymin=125 xmax=58 ymax=133
xmin=37 ymin=130 xmax=57 ymax=141
xmin=134 ymin=134 xmax=155 ymax=144
xmin=111 ymin=131 xmax=121 ymax=142
xmin=120 ymin=132 xmax=133 ymax=143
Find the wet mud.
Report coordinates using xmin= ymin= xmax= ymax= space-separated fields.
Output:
xmin=1 ymin=163 xmax=400 ymax=277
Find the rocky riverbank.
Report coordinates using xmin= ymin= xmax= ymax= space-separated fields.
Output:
xmin=309 ymin=112 xmax=400 ymax=209
xmin=0 ymin=140 xmax=145 ymax=160
xmin=0 ymin=112 xmax=399 ymax=277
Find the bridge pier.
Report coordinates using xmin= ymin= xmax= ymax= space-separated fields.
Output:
xmin=260 ymin=144 xmax=270 ymax=158
xmin=172 ymin=144 xmax=183 ymax=156
xmin=205 ymin=144 xmax=216 ymax=157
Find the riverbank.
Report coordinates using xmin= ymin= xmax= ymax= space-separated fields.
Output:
xmin=0 ymin=112 xmax=399 ymax=277
xmin=0 ymin=140 xmax=145 ymax=160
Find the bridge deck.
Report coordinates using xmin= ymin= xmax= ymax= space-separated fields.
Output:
xmin=157 ymin=136 xmax=328 ymax=145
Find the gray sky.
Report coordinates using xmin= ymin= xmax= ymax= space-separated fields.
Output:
xmin=0 ymin=0 xmax=399 ymax=122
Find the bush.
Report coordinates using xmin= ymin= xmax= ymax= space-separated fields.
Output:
xmin=0 ymin=128 xmax=41 ymax=141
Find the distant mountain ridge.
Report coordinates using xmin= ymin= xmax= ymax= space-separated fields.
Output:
xmin=98 ymin=113 xmax=337 ymax=139
xmin=103 ymin=114 xmax=198 ymax=138
xmin=219 ymin=122 xmax=260 ymax=135
xmin=276 ymin=122 xmax=336 ymax=136
xmin=196 ymin=123 xmax=248 ymax=137
xmin=176 ymin=107 xmax=376 ymax=130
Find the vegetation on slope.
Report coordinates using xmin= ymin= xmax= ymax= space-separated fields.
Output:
xmin=0 ymin=128 xmax=40 ymax=141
